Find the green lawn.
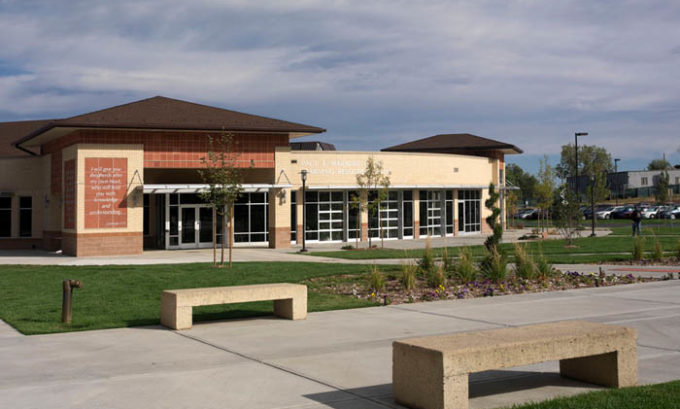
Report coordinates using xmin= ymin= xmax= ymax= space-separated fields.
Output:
xmin=0 ymin=262 xmax=393 ymax=335
xmin=507 ymin=380 xmax=680 ymax=409
xmin=308 ymin=235 xmax=680 ymax=261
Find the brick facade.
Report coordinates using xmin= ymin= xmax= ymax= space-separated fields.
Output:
xmin=62 ymin=232 xmax=143 ymax=257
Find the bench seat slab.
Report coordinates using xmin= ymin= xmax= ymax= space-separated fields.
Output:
xmin=393 ymin=320 xmax=637 ymax=409
xmin=161 ymin=284 xmax=307 ymax=330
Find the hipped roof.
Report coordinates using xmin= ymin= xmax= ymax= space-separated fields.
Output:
xmin=11 ymin=96 xmax=325 ymax=151
xmin=382 ymin=133 xmax=523 ymax=154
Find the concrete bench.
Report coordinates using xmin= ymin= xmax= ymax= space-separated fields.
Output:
xmin=160 ymin=283 xmax=307 ymax=330
xmin=393 ymin=320 xmax=637 ymax=409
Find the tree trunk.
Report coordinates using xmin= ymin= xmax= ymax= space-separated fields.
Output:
xmin=212 ymin=205 xmax=217 ymax=267
xmin=355 ymin=206 xmax=360 ymax=249
xmin=220 ymin=205 xmax=226 ymax=267
xmin=228 ymin=205 xmax=233 ymax=268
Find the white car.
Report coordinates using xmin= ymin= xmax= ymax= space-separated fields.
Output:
xmin=641 ymin=206 xmax=660 ymax=219
xmin=595 ymin=206 xmax=618 ymax=219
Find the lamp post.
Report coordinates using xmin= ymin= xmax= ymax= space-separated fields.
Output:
xmin=590 ymin=174 xmax=597 ymax=237
xmin=614 ymin=158 xmax=620 ymax=205
xmin=574 ymin=132 xmax=588 ymax=201
xmin=300 ymin=170 xmax=308 ymax=253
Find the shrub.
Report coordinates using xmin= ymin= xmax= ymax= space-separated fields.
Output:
xmin=535 ymin=243 xmax=554 ymax=279
xmin=632 ymin=237 xmax=645 ymax=261
xmin=427 ymin=265 xmax=447 ymax=289
xmin=367 ymin=264 xmax=385 ymax=293
xmin=418 ymin=236 xmax=436 ymax=275
xmin=455 ymin=246 xmax=477 ymax=283
xmin=513 ymin=243 xmax=537 ymax=280
xmin=441 ymin=247 xmax=453 ymax=273
xmin=400 ymin=261 xmax=417 ymax=291
xmin=480 ymin=247 xmax=507 ymax=283
xmin=652 ymin=238 xmax=664 ymax=261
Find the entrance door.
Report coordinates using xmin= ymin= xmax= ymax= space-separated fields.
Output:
xmin=177 ymin=206 xmax=216 ymax=248
xmin=180 ymin=207 xmax=197 ymax=248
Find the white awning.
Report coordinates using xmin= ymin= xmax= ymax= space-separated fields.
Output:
xmin=307 ymin=184 xmax=489 ymax=190
xmin=143 ymin=184 xmax=292 ymax=194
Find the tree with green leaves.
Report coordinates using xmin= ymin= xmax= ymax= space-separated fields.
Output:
xmin=356 ymin=157 xmax=391 ymax=248
xmin=536 ymin=155 xmax=555 ymax=232
xmin=555 ymin=144 xmax=613 ymax=181
xmin=484 ymin=183 xmax=502 ymax=250
xmin=656 ymin=171 xmax=670 ymax=203
xmin=648 ymin=158 xmax=672 ymax=170
xmin=198 ymin=133 xmax=244 ymax=268
xmin=506 ymin=163 xmax=538 ymax=205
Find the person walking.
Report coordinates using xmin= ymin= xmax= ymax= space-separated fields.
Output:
xmin=631 ymin=206 xmax=642 ymax=236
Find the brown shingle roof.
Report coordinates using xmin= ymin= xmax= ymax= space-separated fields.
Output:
xmin=381 ymin=133 xmax=523 ymax=154
xmin=0 ymin=119 xmax=53 ymax=157
xmin=13 ymin=96 xmax=325 ymax=148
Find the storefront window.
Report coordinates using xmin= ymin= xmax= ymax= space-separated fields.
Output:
xmin=0 ymin=197 xmax=11 ymax=237
xmin=19 ymin=196 xmax=32 ymax=237
xmin=234 ymin=192 xmax=269 ymax=243
xmin=419 ymin=190 xmax=442 ymax=236
xmin=369 ymin=191 xmax=399 ymax=239
xmin=305 ymin=190 xmax=344 ymax=241
xmin=458 ymin=190 xmax=481 ymax=233
xmin=402 ymin=191 xmax=413 ymax=237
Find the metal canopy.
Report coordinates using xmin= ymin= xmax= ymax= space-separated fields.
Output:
xmin=143 ymin=183 xmax=292 ymax=194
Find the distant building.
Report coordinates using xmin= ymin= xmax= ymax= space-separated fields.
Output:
xmin=568 ymin=169 xmax=680 ymax=199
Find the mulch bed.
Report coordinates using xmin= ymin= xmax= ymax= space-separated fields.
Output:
xmin=305 ymin=269 xmax=669 ymax=306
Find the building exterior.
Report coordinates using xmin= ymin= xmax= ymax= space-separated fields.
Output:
xmin=570 ymin=169 xmax=680 ymax=199
xmin=0 ymin=96 xmax=521 ymax=256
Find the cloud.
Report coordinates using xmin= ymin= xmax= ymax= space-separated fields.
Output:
xmin=0 ymin=0 xmax=679 ymax=166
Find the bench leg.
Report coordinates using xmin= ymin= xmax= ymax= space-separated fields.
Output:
xmin=560 ymin=349 xmax=637 ymax=388
xmin=274 ymin=297 xmax=307 ymax=320
xmin=161 ymin=305 xmax=193 ymax=330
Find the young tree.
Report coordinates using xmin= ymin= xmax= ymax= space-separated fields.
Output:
xmin=554 ymin=185 xmax=582 ymax=246
xmin=535 ymin=156 xmax=555 ymax=232
xmin=349 ymin=192 xmax=365 ymax=248
xmin=506 ymin=189 xmax=519 ymax=228
xmin=356 ymin=157 xmax=391 ymax=248
xmin=656 ymin=171 xmax=670 ymax=203
xmin=198 ymin=133 xmax=244 ymax=268
xmin=648 ymin=158 xmax=672 ymax=170
xmin=484 ymin=183 xmax=502 ymax=251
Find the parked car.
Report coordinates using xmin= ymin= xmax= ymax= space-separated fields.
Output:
xmin=641 ymin=206 xmax=662 ymax=219
xmin=516 ymin=208 xmax=539 ymax=220
xmin=583 ymin=204 xmax=611 ymax=220
xmin=611 ymin=206 xmax=636 ymax=219
xmin=595 ymin=206 xmax=619 ymax=219
xmin=658 ymin=206 xmax=680 ymax=219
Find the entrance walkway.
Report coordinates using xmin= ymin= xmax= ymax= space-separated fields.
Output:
xmin=2 ymin=280 xmax=678 ymax=409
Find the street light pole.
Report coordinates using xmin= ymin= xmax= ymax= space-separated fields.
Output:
xmin=614 ymin=158 xmax=620 ymax=206
xmin=574 ymin=132 xmax=588 ymax=202
xmin=300 ymin=170 xmax=308 ymax=253
xmin=590 ymin=175 xmax=596 ymax=237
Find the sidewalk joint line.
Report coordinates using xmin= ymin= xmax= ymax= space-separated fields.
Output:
xmin=389 ymin=305 xmax=512 ymax=328
xmin=173 ymin=331 xmax=399 ymax=409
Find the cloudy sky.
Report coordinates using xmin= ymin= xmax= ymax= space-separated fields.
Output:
xmin=1 ymin=0 xmax=678 ymax=174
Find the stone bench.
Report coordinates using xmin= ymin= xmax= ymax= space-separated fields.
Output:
xmin=393 ymin=320 xmax=637 ymax=409
xmin=160 ymin=283 xmax=307 ymax=330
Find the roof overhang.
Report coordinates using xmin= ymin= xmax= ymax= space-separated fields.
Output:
xmin=307 ymin=184 xmax=490 ymax=190
xmin=15 ymin=125 xmax=320 ymax=149
xmin=143 ymin=183 xmax=292 ymax=194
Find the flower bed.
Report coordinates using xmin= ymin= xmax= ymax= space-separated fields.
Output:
xmin=304 ymin=270 xmax=662 ymax=306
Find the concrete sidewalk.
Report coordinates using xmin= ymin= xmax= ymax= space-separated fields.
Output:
xmin=1 ymin=280 xmax=679 ymax=409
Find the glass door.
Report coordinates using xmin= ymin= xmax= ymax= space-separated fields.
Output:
xmin=180 ymin=207 xmax=197 ymax=247
xmin=199 ymin=207 xmax=214 ymax=245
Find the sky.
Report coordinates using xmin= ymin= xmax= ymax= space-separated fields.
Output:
xmin=1 ymin=0 xmax=679 ymax=176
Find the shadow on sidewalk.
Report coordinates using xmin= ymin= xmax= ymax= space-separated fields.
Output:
xmin=304 ymin=370 xmax=600 ymax=409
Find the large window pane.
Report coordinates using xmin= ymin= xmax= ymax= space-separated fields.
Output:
xmin=0 ymin=197 xmax=10 ymax=237
xmin=19 ymin=196 xmax=32 ymax=237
